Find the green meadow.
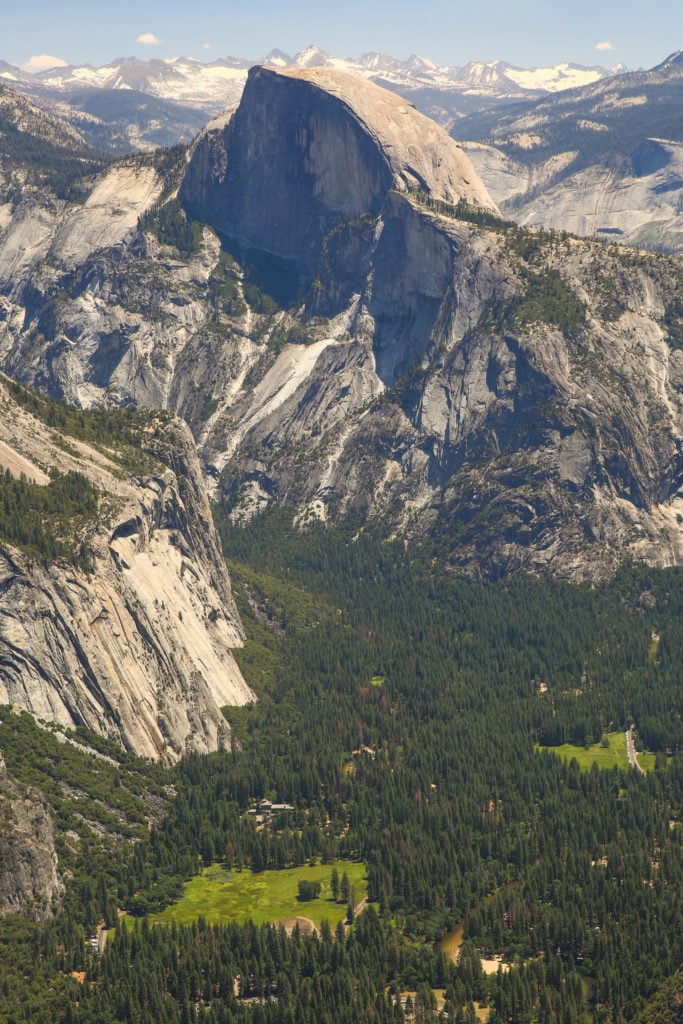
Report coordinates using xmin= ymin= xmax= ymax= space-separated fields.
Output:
xmin=139 ymin=861 xmax=367 ymax=930
xmin=541 ymin=731 xmax=654 ymax=772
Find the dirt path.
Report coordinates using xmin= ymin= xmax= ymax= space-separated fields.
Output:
xmin=626 ymin=725 xmax=645 ymax=775
xmin=352 ymin=896 xmax=367 ymax=918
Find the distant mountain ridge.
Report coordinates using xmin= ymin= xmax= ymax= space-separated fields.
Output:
xmin=454 ymin=50 xmax=683 ymax=251
xmin=0 ymin=46 xmax=618 ymax=143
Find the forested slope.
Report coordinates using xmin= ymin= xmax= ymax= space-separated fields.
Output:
xmin=0 ymin=511 xmax=679 ymax=1022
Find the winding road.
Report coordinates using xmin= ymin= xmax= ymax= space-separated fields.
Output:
xmin=626 ymin=725 xmax=645 ymax=775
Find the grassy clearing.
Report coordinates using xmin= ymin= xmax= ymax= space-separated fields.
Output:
xmin=540 ymin=732 xmax=655 ymax=772
xmin=140 ymin=861 xmax=367 ymax=930
xmin=637 ymin=750 xmax=657 ymax=772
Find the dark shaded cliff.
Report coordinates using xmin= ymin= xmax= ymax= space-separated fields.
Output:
xmin=181 ymin=65 xmax=494 ymax=300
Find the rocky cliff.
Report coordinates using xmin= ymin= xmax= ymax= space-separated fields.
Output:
xmin=201 ymin=197 xmax=683 ymax=581
xmin=181 ymin=66 xmax=494 ymax=296
xmin=0 ymin=763 xmax=62 ymax=921
xmin=455 ymin=54 xmax=683 ymax=252
xmin=2 ymin=66 xmax=683 ymax=582
xmin=0 ymin=377 xmax=252 ymax=758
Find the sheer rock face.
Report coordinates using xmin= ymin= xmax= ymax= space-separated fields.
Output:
xmin=0 ymin=380 xmax=252 ymax=759
xmin=181 ymin=65 xmax=495 ymax=282
xmin=0 ymin=772 xmax=62 ymax=922
xmin=0 ymin=161 xmax=162 ymax=287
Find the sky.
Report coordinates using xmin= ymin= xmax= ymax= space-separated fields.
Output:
xmin=3 ymin=0 xmax=681 ymax=73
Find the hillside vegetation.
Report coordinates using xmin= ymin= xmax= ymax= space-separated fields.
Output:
xmin=0 ymin=510 xmax=679 ymax=1022
xmin=0 ymin=83 xmax=108 ymax=200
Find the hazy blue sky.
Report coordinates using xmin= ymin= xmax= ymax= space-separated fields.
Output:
xmin=4 ymin=0 xmax=681 ymax=72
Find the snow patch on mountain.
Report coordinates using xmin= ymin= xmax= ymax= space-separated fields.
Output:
xmin=505 ymin=62 xmax=606 ymax=92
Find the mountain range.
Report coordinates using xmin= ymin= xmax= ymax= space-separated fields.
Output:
xmin=0 ymin=46 xmax=617 ymax=152
xmin=455 ymin=49 xmax=683 ymax=252
xmin=2 ymin=64 xmax=683 ymax=594
xmin=4 ymin=43 xmax=679 ymax=251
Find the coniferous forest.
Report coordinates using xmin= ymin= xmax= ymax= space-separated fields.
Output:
xmin=0 ymin=508 xmax=681 ymax=1023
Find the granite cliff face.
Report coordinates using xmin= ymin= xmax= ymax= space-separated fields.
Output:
xmin=181 ymin=66 xmax=494 ymax=293
xmin=2 ymin=66 xmax=683 ymax=582
xmin=0 ymin=377 xmax=252 ymax=759
xmin=202 ymin=198 xmax=683 ymax=581
xmin=0 ymin=765 xmax=62 ymax=921
xmin=463 ymin=136 xmax=683 ymax=253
